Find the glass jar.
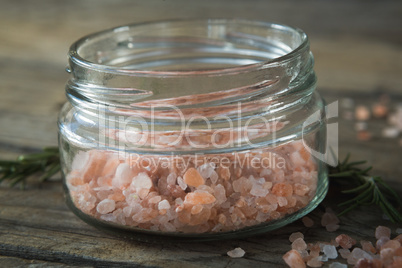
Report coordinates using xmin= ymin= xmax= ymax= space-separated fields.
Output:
xmin=58 ymin=19 xmax=328 ymax=242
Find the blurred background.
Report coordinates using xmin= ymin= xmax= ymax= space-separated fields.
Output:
xmin=0 ymin=0 xmax=401 ymax=174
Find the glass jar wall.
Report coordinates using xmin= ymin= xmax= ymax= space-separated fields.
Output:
xmin=58 ymin=19 xmax=328 ymax=241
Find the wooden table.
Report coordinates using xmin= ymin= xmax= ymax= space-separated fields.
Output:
xmin=1 ymin=1 xmax=401 ymax=267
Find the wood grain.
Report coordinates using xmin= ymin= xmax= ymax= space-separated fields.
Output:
xmin=0 ymin=0 xmax=401 ymax=267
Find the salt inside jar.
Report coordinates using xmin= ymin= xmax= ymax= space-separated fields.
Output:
xmin=58 ymin=19 xmax=329 ymax=241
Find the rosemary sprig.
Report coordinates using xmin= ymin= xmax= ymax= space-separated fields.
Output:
xmin=0 ymin=147 xmax=61 ymax=189
xmin=0 ymin=147 xmax=401 ymax=223
xmin=329 ymin=153 xmax=402 ymax=223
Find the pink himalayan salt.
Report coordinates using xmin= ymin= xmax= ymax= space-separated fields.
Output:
xmin=338 ymin=248 xmax=350 ymax=259
xmin=197 ymin=163 xmax=214 ymax=179
xmin=302 ymin=216 xmax=314 ymax=227
xmin=227 ymin=247 xmax=245 ymax=258
xmin=355 ymin=105 xmax=370 ymax=121
xmin=272 ymin=183 xmax=293 ymax=197
xmin=67 ymin=139 xmax=317 ymax=233
xmin=376 ymin=236 xmax=390 ymax=251
xmin=380 ymin=247 xmax=394 ymax=266
xmin=360 ymin=240 xmax=376 ymax=254
xmin=375 ymin=225 xmax=391 ymax=240
xmin=382 ymin=240 xmax=401 ymax=250
xmin=347 ymin=248 xmax=373 ymax=265
xmin=335 ymin=234 xmax=356 ymax=249
xmin=289 ymin=232 xmax=304 ymax=243
xmin=292 ymin=238 xmax=307 ymax=251
xmin=132 ymin=172 xmax=152 ymax=190
xmin=306 ymin=256 xmax=322 ymax=267
xmin=183 ymin=167 xmax=205 ymax=187
xmin=283 ymin=249 xmax=306 ymax=268
xmin=394 ymin=234 xmax=402 ymax=244
xmin=355 ymin=258 xmax=382 ymax=268
xmin=112 ymin=163 xmax=132 ymax=189
xmin=184 ymin=192 xmax=216 ymax=205
xmin=321 ymin=211 xmax=340 ymax=227
xmin=322 ymin=245 xmax=337 ymax=259
xmin=96 ymin=199 xmax=116 ymax=214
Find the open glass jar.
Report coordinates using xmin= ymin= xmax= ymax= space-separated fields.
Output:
xmin=58 ymin=19 xmax=328 ymax=242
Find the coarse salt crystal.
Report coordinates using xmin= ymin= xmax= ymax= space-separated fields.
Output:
xmin=328 ymin=262 xmax=347 ymax=268
xmin=375 ymin=225 xmax=391 ymax=240
xmin=335 ymin=234 xmax=356 ymax=249
xmin=338 ymin=248 xmax=350 ymax=259
xmin=197 ymin=163 xmax=214 ymax=179
xmin=96 ymin=199 xmax=116 ymax=214
xmin=382 ymin=127 xmax=400 ymax=138
xmin=289 ymin=232 xmax=304 ymax=243
xmin=302 ymin=216 xmax=314 ymax=227
xmin=283 ymin=249 xmax=306 ymax=268
xmin=227 ymin=247 xmax=245 ymax=258
xmin=292 ymin=238 xmax=307 ymax=251
xmin=322 ymin=245 xmax=337 ymax=259
xmin=132 ymin=172 xmax=153 ymax=190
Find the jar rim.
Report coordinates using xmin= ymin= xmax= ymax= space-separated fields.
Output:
xmin=68 ymin=18 xmax=309 ymax=77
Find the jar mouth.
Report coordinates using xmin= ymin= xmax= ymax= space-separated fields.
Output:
xmin=69 ymin=19 xmax=309 ymax=76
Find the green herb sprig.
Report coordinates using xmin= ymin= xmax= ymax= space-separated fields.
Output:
xmin=0 ymin=147 xmax=401 ymax=222
xmin=0 ymin=147 xmax=61 ymax=189
xmin=329 ymin=153 xmax=402 ymax=223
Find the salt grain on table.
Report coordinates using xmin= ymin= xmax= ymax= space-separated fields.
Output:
xmin=227 ymin=247 xmax=245 ymax=258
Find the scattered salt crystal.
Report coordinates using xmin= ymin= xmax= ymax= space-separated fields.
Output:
xmin=227 ymin=247 xmax=245 ymax=258
xmin=306 ymin=256 xmax=322 ymax=267
xmin=376 ymin=236 xmax=390 ymax=250
xmin=289 ymin=232 xmax=304 ymax=243
xmin=381 ymin=240 xmax=400 ymax=250
xmin=302 ymin=216 xmax=314 ymax=227
xmin=335 ymin=234 xmax=356 ymax=249
xmin=380 ymin=247 xmax=394 ymax=265
xmin=292 ymin=238 xmax=307 ymax=251
xmin=318 ymin=255 xmax=328 ymax=262
xmin=396 ymin=228 xmax=402 ymax=234
xmin=357 ymin=130 xmax=371 ymax=141
xmin=360 ymin=240 xmax=376 ymax=254
xmin=321 ymin=212 xmax=340 ymax=227
xmin=382 ymin=127 xmax=400 ymax=138
xmin=338 ymin=248 xmax=350 ymax=259
xmin=326 ymin=224 xmax=340 ymax=232
xmin=350 ymin=248 xmax=373 ymax=262
xmin=355 ymin=105 xmax=370 ymax=121
xmin=283 ymin=249 xmax=306 ymax=268
xmin=375 ymin=225 xmax=391 ymax=240
xmin=322 ymin=245 xmax=338 ymax=259
xmin=329 ymin=262 xmax=347 ymax=268
xmin=96 ymin=199 xmax=115 ymax=214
